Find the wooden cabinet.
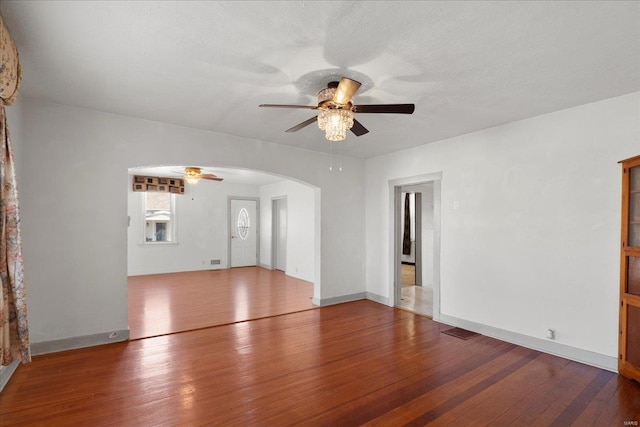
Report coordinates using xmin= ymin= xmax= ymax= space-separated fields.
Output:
xmin=619 ymin=154 xmax=640 ymax=382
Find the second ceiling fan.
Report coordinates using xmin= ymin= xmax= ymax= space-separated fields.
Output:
xmin=259 ymin=77 xmax=415 ymax=141
xmin=182 ymin=167 xmax=223 ymax=185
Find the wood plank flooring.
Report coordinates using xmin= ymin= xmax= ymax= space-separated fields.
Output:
xmin=400 ymin=264 xmax=433 ymax=317
xmin=2 ymin=300 xmax=639 ymax=426
xmin=399 ymin=285 xmax=433 ymax=317
xmin=402 ymin=263 xmax=416 ymax=286
xmin=128 ymin=267 xmax=315 ymax=339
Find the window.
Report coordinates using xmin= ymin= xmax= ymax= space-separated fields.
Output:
xmin=143 ymin=192 xmax=175 ymax=243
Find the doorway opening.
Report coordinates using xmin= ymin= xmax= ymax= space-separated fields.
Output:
xmin=126 ymin=165 xmax=321 ymax=339
xmin=391 ymin=174 xmax=441 ymax=319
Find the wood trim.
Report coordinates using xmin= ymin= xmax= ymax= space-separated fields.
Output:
xmin=622 ymin=247 xmax=640 ymax=257
xmin=624 ymin=293 xmax=640 ymax=306
xmin=619 ymin=359 xmax=640 ymax=382
xmin=619 ymin=154 xmax=640 ymax=165
xmin=620 ymin=299 xmax=628 ymax=370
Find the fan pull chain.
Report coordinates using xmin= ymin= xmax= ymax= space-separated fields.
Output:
xmin=329 ymin=142 xmax=333 ymax=171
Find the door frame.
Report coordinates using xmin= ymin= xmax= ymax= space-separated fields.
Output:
xmin=389 ymin=172 xmax=442 ymax=320
xmin=228 ymin=196 xmax=260 ymax=268
xmin=271 ymin=196 xmax=287 ymax=272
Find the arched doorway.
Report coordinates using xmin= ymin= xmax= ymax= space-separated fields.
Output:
xmin=126 ymin=165 xmax=320 ymax=339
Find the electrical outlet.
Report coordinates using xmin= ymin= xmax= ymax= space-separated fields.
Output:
xmin=108 ymin=332 xmax=118 ymax=339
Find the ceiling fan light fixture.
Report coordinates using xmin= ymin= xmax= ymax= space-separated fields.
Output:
xmin=318 ymin=109 xmax=354 ymax=142
xmin=184 ymin=167 xmax=202 ymax=185
xmin=259 ymin=75 xmax=413 ymax=141
xmin=317 ymin=87 xmax=336 ymax=104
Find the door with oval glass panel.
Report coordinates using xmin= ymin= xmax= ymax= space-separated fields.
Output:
xmin=230 ymin=198 xmax=258 ymax=267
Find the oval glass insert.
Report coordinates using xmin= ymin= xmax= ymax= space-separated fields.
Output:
xmin=237 ymin=208 xmax=250 ymax=240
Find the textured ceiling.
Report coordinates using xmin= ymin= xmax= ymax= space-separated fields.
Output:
xmin=1 ymin=1 xmax=638 ymax=158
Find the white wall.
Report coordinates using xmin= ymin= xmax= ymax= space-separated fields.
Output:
xmin=365 ymin=92 xmax=640 ymax=359
xmin=20 ymin=98 xmax=366 ymax=343
xmin=259 ymin=180 xmax=315 ymax=282
xmin=127 ymin=179 xmax=259 ymax=276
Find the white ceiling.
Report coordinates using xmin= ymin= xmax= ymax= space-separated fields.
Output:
xmin=1 ymin=1 xmax=638 ymax=159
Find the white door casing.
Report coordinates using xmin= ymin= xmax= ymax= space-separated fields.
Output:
xmin=230 ymin=198 xmax=258 ymax=267
xmin=390 ymin=173 xmax=442 ymax=320
xmin=276 ymin=198 xmax=287 ymax=271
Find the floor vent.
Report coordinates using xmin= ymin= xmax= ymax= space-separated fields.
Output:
xmin=210 ymin=259 xmax=221 ymax=265
xmin=441 ymin=327 xmax=480 ymax=340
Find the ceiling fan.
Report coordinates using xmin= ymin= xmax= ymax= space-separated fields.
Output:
xmin=181 ymin=167 xmax=223 ymax=185
xmin=259 ymin=77 xmax=415 ymax=142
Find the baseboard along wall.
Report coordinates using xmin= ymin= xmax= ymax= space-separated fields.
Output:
xmin=30 ymin=329 xmax=130 ymax=356
xmin=362 ymin=293 xmax=616 ymax=373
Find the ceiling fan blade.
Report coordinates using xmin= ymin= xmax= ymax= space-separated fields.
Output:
xmin=353 ymin=104 xmax=415 ymax=114
xmin=285 ymin=116 xmax=318 ymax=133
xmin=332 ymin=78 xmax=361 ymax=105
xmin=350 ymin=119 xmax=369 ymax=136
xmin=259 ymin=104 xmax=318 ymax=109
xmin=201 ymin=174 xmax=223 ymax=181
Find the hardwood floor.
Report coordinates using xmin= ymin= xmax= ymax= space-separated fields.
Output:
xmin=128 ymin=267 xmax=315 ymax=339
xmin=400 ymin=285 xmax=433 ymax=317
xmin=400 ymin=263 xmax=433 ymax=317
xmin=402 ymin=263 xmax=416 ymax=285
xmin=2 ymin=300 xmax=639 ymax=426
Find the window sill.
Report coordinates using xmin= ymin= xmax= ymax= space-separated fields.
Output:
xmin=139 ymin=242 xmax=180 ymax=247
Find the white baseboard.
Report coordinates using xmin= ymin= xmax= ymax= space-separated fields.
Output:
xmin=30 ymin=329 xmax=130 ymax=356
xmin=438 ymin=314 xmax=617 ymax=372
xmin=258 ymin=263 xmax=272 ymax=270
xmin=0 ymin=360 xmax=20 ymax=393
xmin=312 ymin=292 xmax=367 ymax=306
xmin=366 ymin=292 xmax=390 ymax=306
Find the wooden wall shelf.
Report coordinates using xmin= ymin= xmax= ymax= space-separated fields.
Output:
xmin=132 ymin=175 xmax=185 ymax=194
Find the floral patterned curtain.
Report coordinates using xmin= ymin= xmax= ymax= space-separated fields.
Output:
xmin=0 ymin=15 xmax=30 ymax=366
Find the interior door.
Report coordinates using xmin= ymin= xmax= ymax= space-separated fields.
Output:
xmin=230 ymin=199 xmax=257 ymax=267
xmin=275 ymin=198 xmax=287 ymax=271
